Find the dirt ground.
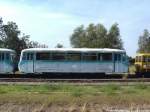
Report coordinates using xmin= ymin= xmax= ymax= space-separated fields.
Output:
xmin=0 ymin=103 xmax=149 ymax=112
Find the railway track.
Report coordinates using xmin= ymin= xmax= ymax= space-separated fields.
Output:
xmin=0 ymin=78 xmax=149 ymax=83
xmin=0 ymin=73 xmax=145 ymax=79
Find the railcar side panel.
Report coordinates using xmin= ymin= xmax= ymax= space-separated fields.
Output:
xmin=34 ymin=61 xmax=58 ymax=73
xmin=114 ymin=63 xmax=128 ymax=73
xmin=19 ymin=61 xmax=128 ymax=74
xmin=0 ymin=61 xmax=4 ymax=73
xmin=0 ymin=62 xmax=14 ymax=73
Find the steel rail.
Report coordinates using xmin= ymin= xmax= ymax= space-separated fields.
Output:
xmin=0 ymin=78 xmax=149 ymax=83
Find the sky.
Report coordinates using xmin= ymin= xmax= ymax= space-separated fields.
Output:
xmin=0 ymin=0 xmax=150 ymax=57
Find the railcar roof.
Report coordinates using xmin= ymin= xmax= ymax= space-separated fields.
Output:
xmin=0 ymin=48 xmax=15 ymax=52
xmin=22 ymin=48 xmax=125 ymax=53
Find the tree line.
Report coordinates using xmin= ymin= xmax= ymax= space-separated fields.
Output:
xmin=70 ymin=23 xmax=123 ymax=49
xmin=137 ymin=29 xmax=150 ymax=53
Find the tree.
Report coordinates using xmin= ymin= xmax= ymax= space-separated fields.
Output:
xmin=95 ymin=24 xmax=107 ymax=48
xmin=70 ymin=23 xmax=123 ymax=49
xmin=0 ymin=18 xmax=6 ymax=47
xmin=55 ymin=43 xmax=64 ymax=48
xmin=0 ymin=17 xmax=48 ymax=50
xmin=138 ymin=29 xmax=150 ymax=53
xmin=0 ymin=17 xmax=48 ymax=65
xmin=70 ymin=25 xmax=86 ymax=48
xmin=3 ymin=22 xmax=21 ymax=53
xmin=107 ymin=23 xmax=123 ymax=49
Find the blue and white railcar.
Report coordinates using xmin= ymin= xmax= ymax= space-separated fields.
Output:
xmin=18 ymin=48 xmax=129 ymax=74
xmin=0 ymin=48 xmax=15 ymax=74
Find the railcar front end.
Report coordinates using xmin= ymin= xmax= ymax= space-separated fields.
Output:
xmin=135 ymin=53 xmax=150 ymax=73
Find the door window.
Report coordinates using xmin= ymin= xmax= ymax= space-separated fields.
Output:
xmin=27 ymin=53 xmax=34 ymax=60
xmin=114 ymin=54 xmax=121 ymax=61
xmin=0 ymin=53 xmax=4 ymax=61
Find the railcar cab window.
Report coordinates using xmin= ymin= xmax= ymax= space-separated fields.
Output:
xmin=27 ymin=53 xmax=33 ymax=60
xmin=22 ymin=52 xmax=34 ymax=60
xmin=36 ymin=52 xmax=49 ymax=60
xmin=82 ymin=53 xmax=97 ymax=61
xmin=22 ymin=53 xmax=26 ymax=60
xmin=0 ymin=53 xmax=4 ymax=61
xmin=51 ymin=52 xmax=65 ymax=61
xmin=66 ymin=52 xmax=81 ymax=61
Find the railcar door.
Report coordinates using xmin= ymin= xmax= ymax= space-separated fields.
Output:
xmin=114 ymin=53 xmax=121 ymax=73
xmin=27 ymin=53 xmax=34 ymax=73
xmin=0 ymin=53 xmax=4 ymax=73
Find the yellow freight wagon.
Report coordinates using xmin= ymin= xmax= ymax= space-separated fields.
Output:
xmin=135 ymin=53 xmax=150 ymax=73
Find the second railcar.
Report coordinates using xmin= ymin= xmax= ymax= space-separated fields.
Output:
xmin=0 ymin=48 xmax=15 ymax=74
xmin=135 ymin=53 xmax=150 ymax=73
xmin=18 ymin=48 xmax=128 ymax=74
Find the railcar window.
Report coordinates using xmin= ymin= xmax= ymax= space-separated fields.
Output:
xmin=135 ymin=56 xmax=138 ymax=62
xmin=36 ymin=52 xmax=49 ymax=60
xmin=22 ymin=53 xmax=26 ymax=60
xmin=0 ymin=53 xmax=4 ymax=61
xmin=98 ymin=53 xmax=103 ymax=61
xmin=147 ymin=57 xmax=150 ymax=62
xmin=51 ymin=52 xmax=65 ymax=61
xmin=102 ymin=53 xmax=112 ymax=61
xmin=66 ymin=53 xmax=81 ymax=61
xmin=136 ymin=56 xmax=139 ymax=62
xmin=138 ymin=56 xmax=142 ymax=62
xmin=82 ymin=53 xmax=97 ymax=61
xmin=122 ymin=54 xmax=126 ymax=61
xmin=143 ymin=56 xmax=145 ymax=62
xmin=143 ymin=56 xmax=150 ymax=62
xmin=5 ymin=53 xmax=10 ymax=60
xmin=0 ymin=53 xmax=1 ymax=60
xmin=10 ymin=54 xmax=14 ymax=62
xmin=114 ymin=54 xmax=121 ymax=61
xmin=27 ymin=53 xmax=33 ymax=60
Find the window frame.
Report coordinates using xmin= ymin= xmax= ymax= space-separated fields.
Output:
xmin=98 ymin=53 xmax=113 ymax=62
xmin=66 ymin=52 xmax=81 ymax=62
xmin=36 ymin=52 xmax=50 ymax=60
xmin=82 ymin=52 xmax=98 ymax=62
xmin=51 ymin=52 xmax=66 ymax=61
xmin=114 ymin=53 xmax=121 ymax=62
xmin=0 ymin=52 xmax=4 ymax=61
xmin=5 ymin=53 xmax=10 ymax=60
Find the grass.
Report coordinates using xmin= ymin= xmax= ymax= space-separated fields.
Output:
xmin=0 ymin=84 xmax=149 ymax=111
xmin=0 ymin=84 xmax=149 ymax=105
xmin=0 ymin=83 xmax=149 ymax=95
